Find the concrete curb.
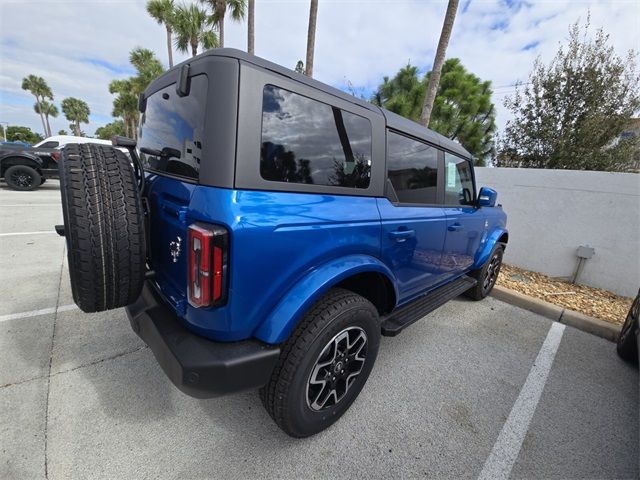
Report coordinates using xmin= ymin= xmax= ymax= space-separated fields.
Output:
xmin=490 ymin=285 xmax=621 ymax=342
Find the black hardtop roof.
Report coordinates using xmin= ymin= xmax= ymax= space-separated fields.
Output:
xmin=150 ymin=48 xmax=471 ymax=159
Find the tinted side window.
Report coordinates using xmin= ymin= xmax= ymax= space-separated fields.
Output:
xmin=444 ymin=152 xmax=474 ymax=205
xmin=138 ymin=75 xmax=208 ymax=180
xmin=387 ymin=131 xmax=439 ymax=204
xmin=39 ymin=141 xmax=59 ymax=148
xmin=260 ymin=85 xmax=372 ymax=188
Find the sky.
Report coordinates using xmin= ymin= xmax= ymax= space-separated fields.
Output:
xmin=0 ymin=0 xmax=638 ymax=138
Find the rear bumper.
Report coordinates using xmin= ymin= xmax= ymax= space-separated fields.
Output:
xmin=126 ymin=282 xmax=280 ymax=398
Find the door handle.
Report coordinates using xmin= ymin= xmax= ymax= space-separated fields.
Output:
xmin=388 ymin=229 xmax=415 ymax=241
xmin=448 ymin=223 xmax=463 ymax=232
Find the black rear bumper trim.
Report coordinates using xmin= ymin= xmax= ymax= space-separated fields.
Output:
xmin=126 ymin=282 xmax=280 ymax=398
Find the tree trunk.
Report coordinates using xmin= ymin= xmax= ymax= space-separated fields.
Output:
xmin=35 ymin=97 xmax=47 ymax=137
xmin=74 ymin=121 xmax=81 ymax=137
xmin=420 ymin=0 xmax=459 ymax=127
xmin=217 ymin=0 xmax=226 ymax=48
xmin=44 ymin=113 xmax=52 ymax=137
xmin=305 ymin=0 xmax=319 ymax=77
xmin=247 ymin=0 xmax=255 ymax=54
xmin=166 ymin=26 xmax=174 ymax=68
xmin=191 ymin=40 xmax=198 ymax=57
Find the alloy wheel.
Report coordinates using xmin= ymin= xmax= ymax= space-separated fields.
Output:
xmin=306 ymin=326 xmax=368 ymax=411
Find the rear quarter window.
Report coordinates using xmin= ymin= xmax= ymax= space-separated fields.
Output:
xmin=138 ymin=75 xmax=208 ymax=180
xmin=260 ymin=85 xmax=372 ymax=189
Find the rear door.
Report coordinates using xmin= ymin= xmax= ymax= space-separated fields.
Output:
xmin=440 ymin=152 xmax=485 ymax=277
xmin=138 ymin=74 xmax=209 ymax=302
xmin=378 ymin=131 xmax=448 ymax=303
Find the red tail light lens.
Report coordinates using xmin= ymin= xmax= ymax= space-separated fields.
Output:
xmin=51 ymin=151 xmax=61 ymax=162
xmin=187 ymin=223 xmax=229 ymax=308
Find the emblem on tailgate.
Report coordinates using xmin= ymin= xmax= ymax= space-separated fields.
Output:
xmin=169 ymin=236 xmax=182 ymax=263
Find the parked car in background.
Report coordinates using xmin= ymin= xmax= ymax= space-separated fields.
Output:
xmin=57 ymin=49 xmax=508 ymax=437
xmin=1 ymin=135 xmax=121 ymax=190
xmin=617 ymin=289 xmax=639 ymax=365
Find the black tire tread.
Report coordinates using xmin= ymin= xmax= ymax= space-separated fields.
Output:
xmin=260 ymin=288 xmax=375 ymax=436
xmin=60 ymin=143 xmax=145 ymax=312
xmin=5 ymin=164 xmax=41 ymax=191
xmin=466 ymin=244 xmax=504 ymax=301
xmin=616 ymin=294 xmax=639 ymax=364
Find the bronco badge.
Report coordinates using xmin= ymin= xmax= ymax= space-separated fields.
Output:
xmin=169 ymin=236 xmax=182 ymax=263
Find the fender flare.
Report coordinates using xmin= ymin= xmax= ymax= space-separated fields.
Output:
xmin=253 ymin=254 xmax=398 ymax=344
xmin=473 ymin=228 xmax=508 ymax=270
xmin=0 ymin=154 xmax=43 ymax=175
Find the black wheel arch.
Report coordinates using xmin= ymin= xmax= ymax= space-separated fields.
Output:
xmin=0 ymin=154 xmax=43 ymax=177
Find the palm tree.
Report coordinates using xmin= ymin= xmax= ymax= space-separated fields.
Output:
xmin=305 ymin=0 xmax=318 ymax=77
xmin=61 ymin=98 xmax=90 ymax=137
xmin=420 ymin=0 xmax=459 ymax=127
xmin=247 ymin=0 xmax=254 ymax=54
xmin=21 ymin=75 xmax=53 ymax=136
xmin=34 ymin=100 xmax=58 ymax=137
xmin=109 ymin=79 xmax=139 ymax=138
xmin=147 ymin=0 xmax=176 ymax=68
xmin=174 ymin=3 xmax=218 ymax=57
xmin=201 ymin=0 xmax=246 ymax=48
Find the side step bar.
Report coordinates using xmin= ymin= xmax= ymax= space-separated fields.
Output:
xmin=381 ymin=276 xmax=477 ymax=337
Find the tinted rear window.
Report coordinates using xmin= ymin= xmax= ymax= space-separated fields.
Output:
xmin=260 ymin=85 xmax=372 ymax=189
xmin=138 ymin=75 xmax=208 ymax=180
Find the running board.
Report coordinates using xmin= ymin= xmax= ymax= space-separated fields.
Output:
xmin=381 ymin=276 xmax=477 ymax=337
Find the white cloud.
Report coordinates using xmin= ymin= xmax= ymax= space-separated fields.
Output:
xmin=1 ymin=0 xmax=638 ymax=137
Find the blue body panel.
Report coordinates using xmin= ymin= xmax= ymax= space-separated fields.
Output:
xmin=146 ymin=176 xmax=507 ymax=345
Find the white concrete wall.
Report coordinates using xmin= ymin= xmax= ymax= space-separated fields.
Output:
xmin=475 ymin=167 xmax=640 ymax=297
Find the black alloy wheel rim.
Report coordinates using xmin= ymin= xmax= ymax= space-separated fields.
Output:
xmin=483 ymin=251 xmax=502 ymax=293
xmin=306 ymin=326 xmax=368 ymax=411
xmin=10 ymin=168 xmax=34 ymax=188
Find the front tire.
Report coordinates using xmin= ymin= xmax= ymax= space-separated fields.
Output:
xmin=617 ymin=290 xmax=639 ymax=364
xmin=260 ymin=288 xmax=380 ymax=437
xmin=466 ymin=244 xmax=504 ymax=301
xmin=5 ymin=165 xmax=41 ymax=191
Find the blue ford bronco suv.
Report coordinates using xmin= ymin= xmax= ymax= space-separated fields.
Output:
xmin=58 ymin=49 xmax=507 ymax=437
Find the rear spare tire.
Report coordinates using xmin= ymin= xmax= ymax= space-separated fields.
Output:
xmin=59 ymin=143 xmax=145 ymax=313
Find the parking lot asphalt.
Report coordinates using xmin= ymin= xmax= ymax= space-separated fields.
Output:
xmin=1 ymin=180 xmax=638 ymax=480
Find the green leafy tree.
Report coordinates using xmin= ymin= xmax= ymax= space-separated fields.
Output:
xmin=294 ymin=60 xmax=304 ymax=74
xmin=21 ymin=75 xmax=54 ymax=137
xmin=372 ymin=59 xmax=496 ymax=162
xmin=95 ymin=120 xmax=127 ymax=140
xmin=109 ymin=48 xmax=164 ymax=139
xmin=498 ymin=18 xmax=640 ymax=171
xmin=201 ymin=0 xmax=246 ymax=48
xmin=61 ymin=97 xmax=90 ymax=136
xmin=147 ymin=0 xmax=176 ymax=68
xmin=6 ymin=125 xmax=43 ymax=144
xmin=58 ymin=129 xmax=68 ymax=135
xmin=174 ymin=3 xmax=218 ymax=57
xmin=34 ymin=100 xmax=59 ymax=138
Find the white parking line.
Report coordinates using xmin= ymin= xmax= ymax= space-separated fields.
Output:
xmin=0 ymin=304 xmax=77 ymax=323
xmin=0 ymin=231 xmax=59 ymax=237
xmin=0 ymin=204 xmax=60 ymax=207
xmin=478 ymin=322 xmax=566 ymax=480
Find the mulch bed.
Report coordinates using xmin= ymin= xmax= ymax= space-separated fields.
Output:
xmin=496 ymin=264 xmax=634 ymax=326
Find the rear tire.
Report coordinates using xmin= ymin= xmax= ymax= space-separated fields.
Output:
xmin=59 ymin=143 xmax=146 ymax=313
xmin=260 ymin=288 xmax=380 ymax=437
xmin=466 ymin=244 xmax=504 ymax=301
xmin=5 ymin=165 xmax=41 ymax=191
xmin=616 ymin=291 xmax=639 ymax=364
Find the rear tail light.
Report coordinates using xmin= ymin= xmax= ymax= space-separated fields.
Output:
xmin=187 ymin=223 xmax=229 ymax=308
xmin=51 ymin=151 xmax=61 ymax=162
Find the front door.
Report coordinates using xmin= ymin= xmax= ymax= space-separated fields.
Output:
xmin=441 ymin=153 xmax=485 ymax=277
